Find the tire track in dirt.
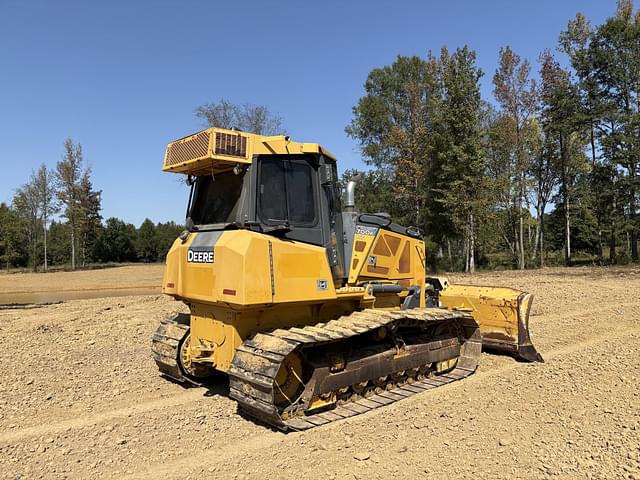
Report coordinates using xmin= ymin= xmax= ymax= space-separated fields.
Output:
xmin=123 ymin=311 xmax=640 ymax=479
xmin=0 ymin=390 xmax=205 ymax=444
xmin=122 ymin=429 xmax=286 ymax=480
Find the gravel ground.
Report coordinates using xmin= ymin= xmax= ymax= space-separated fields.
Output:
xmin=0 ymin=266 xmax=638 ymax=479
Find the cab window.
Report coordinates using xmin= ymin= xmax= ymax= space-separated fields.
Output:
xmin=258 ymin=157 xmax=316 ymax=226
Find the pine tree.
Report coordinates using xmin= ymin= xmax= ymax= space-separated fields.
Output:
xmin=77 ymin=170 xmax=102 ymax=266
xmin=0 ymin=203 xmax=28 ymax=269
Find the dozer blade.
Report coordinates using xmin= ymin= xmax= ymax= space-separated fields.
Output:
xmin=439 ymin=284 xmax=543 ymax=362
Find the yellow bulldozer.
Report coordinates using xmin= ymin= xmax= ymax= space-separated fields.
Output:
xmin=152 ymin=127 xmax=542 ymax=431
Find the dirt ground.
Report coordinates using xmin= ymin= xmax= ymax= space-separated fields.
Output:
xmin=0 ymin=265 xmax=639 ymax=479
xmin=0 ymin=264 xmax=164 ymax=294
xmin=0 ymin=265 xmax=163 ymax=305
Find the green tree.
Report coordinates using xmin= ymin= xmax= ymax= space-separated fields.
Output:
xmin=429 ymin=47 xmax=485 ymax=272
xmin=155 ymin=221 xmax=184 ymax=261
xmin=539 ymin=50 xmax=589 ymax=266
xmin=561 ymin=2 xmax=640 ymax=262
xmin=77 ymin=170 xmax=102 ymax=265
xmin=47 ymin=220 xmax=71 ymax=266
xmin=136 ymin=218 xmax=159 ymax=262
xmin=0 ymin=203 xmax=28 ymax=269
xmin=33 ymin=164 xmax=58 ymax=271
xmin=346 ymin=54 xmax=439 ymax=229
xmin=94 ymin=217 xmax=137 ymax=263
xmin=55 ymin=139 xmax=84 ymax=269
xmin=347 ymin=49 xmax=487 ymax=272
xmin=527 ymin=114 xmax=559 ymax=267
xmin=13 ymin=180 xmax=41 ymax=270
xmin=492 ymin=46 xmax=539 ymax=269
xmin=339 ymin=168 xmax=397 ymax=216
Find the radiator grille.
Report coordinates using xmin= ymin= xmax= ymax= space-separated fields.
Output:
xmin=215 ymin=132 xmax=247 ymax=157
xmin=165 ymin=130 xmax=210 ymax=166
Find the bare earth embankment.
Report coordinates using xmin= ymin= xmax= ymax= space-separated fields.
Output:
xmin=0 ymin=265 xmax=639 ymax=479
xmin=0 ymin=265 xmax=164 ymax=304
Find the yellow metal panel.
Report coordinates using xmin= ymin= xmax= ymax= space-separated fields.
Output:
xmin=439 ymin=284 xmax=522 ymax=336
xmin=162 ymin=233 xmax=216 ymax=304
xmin=215 ymin=231 xmax=272 ymax=305
xmin=439 ymin=283 xmax=542 ymax=361
xmin=348 ymin=228 xmax=425 ymax=286
xmin=162 ymin=127 xmax=336 ymax=175
xmin=188 ymin=298 xmax=363 ymax=372
xmin=163 ymin=229 xmax=340 ymax=306
xmin=271 ymin=236 xmax=337 ymax=303
xmin=348 ymin=232 xmax=376 ymax=283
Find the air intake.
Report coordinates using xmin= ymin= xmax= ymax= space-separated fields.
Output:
xmin=215 ymin=132 xmax=248 ymax=157
xmin=165 ymin=130 xmax=210 ymax=166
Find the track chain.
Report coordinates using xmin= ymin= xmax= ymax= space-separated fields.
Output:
xmin=151 ymin=313 xmax=199 ymax=385
xmin=228 ymin=308 xmax=481 ymax=431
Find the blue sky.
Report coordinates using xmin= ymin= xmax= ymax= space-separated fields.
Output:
xmin=0 ymin=0 xmax=616 ymax=226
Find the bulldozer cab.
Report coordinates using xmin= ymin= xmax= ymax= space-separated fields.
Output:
xmin=171 ymin=129 xmax=347 ymax=282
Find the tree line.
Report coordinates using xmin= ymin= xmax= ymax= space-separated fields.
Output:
xmin=3 ymin=3 xmax=638 ymax=273
xmin=0 ymin=98 xmax=284 ymax=272
xmin=0 ymin=138 xmax=183 ymax=271
xmin=345 ymin=1 xmax=640 ymax=271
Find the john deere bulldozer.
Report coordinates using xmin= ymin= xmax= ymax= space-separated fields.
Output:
xmin=152 ymin=127 xmax=542 ymax=431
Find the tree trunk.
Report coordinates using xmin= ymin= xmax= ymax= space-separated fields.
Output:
xmin=532 ymin=201 xmax=547 ymax=267
xmin=540 ymin=215 xmax=545 ymax=268
xmin=43 ymin=220 xmax=48 ymax=272
xmin=32 ymin=232 xmax=37 ymax=272
xmin=560 ymin=133 xmax=571 ymax=267
xmin=611 ymin=192 xmax=617 ymax=264
xmin=631 ymin=181 xmax=638 ymax=262
xmin=590 ymin=125 xmax=603 ymax=264
xmin=447 ymin=238 xmax=453 ymax=271
xmin=564 ymin=195 xmax=571 ymax=266
xmin=597 ymin=229 xmax=603 ymax=264
xmin=519 ymin=179 xmax=525 ymax=270
xmin=531 ymin=199 xmax=541 ymax=264
xmin=531 ymin=221 xmax=540 ymax=264
xmin=469 ymin=213 xmax=475 ymax=273
xmin=590 ymin=123 xmax=597 ymax=166
xmin=513 ymin=222 xmax=520 ymax=269
xmin=71 ymin=227 xmax=76 ymax=270
xmin=81 ymin=234 xmax=86 ymax=268
xmin=463 ymin=233 xmax=469 ymax=273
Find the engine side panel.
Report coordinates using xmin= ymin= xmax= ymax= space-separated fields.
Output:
xmin=347 ymin=226 xmax=426 ymax=305
xmin=162 ymin=229 xmax=338 ymax=306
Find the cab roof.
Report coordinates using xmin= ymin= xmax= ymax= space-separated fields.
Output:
xmin=163 ymin=127 xmax=336 ymax=175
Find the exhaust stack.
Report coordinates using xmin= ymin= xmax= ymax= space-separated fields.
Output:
xmin=343 ymin=174 xmax=361 ymax=212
